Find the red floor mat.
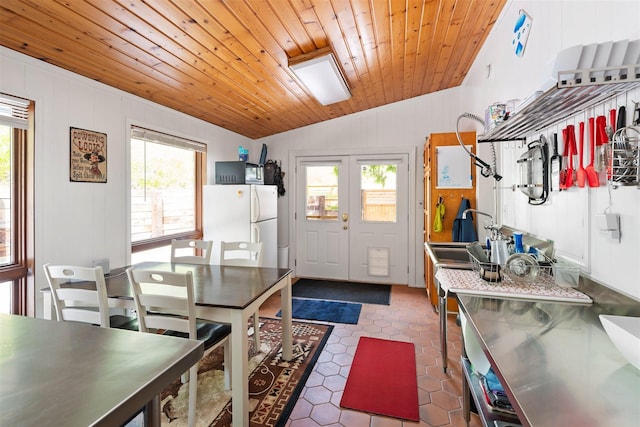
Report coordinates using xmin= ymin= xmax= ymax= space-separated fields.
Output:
xmin=340 ymin=336 xmax=419 ymax=421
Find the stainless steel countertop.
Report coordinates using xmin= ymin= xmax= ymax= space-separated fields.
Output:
xmin=0 ymin=314 xmax=203 ymax=427
xmin=457 ymin=279 xmax=640 ymax=427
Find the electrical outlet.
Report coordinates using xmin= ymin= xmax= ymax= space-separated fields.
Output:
xmin=595 ymin=214 xmax=621 ymax=242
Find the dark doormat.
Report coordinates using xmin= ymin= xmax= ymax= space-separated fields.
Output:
xmin=277 ymin=298 xmax=362 ymax=324
xmin=292 ymin=278 xmax=391 ymax=305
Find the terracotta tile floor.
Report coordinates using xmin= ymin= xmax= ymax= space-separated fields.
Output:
xmin=259 ymin=284 xmax=482 ymax=427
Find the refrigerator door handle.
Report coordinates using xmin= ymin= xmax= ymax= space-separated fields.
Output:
xmin=251 ymin=187 xmax=260 ymax=222
xmin=251 ymin=223 xmax=260 ymax=244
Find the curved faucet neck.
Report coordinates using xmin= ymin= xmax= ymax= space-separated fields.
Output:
xmin=462 ymin=208 xmax=502 ymax=239
xmin=462 ymin=208 xmax=493 ymax=222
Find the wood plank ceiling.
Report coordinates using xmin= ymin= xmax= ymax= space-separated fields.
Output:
xmin=0 ymin=0 xmax=506 ymax=139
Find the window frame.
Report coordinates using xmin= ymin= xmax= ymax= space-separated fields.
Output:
xmin=0 ymin=95 xmax=34 ymax=316
xmin=130 ymin=126 xmax=206 ymax=254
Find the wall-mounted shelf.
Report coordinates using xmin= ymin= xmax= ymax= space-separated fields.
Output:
xmin=479 ymin=65 xmax=640 ymax=143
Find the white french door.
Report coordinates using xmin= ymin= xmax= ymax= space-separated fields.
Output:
xmin=295 ymin=157 xmax=349 ymax=279
xmin=295 ymin=154 xmax=409 ymax=284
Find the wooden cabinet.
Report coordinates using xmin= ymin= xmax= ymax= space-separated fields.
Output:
xmin=423 ymin=132 xmax=477 ymax=310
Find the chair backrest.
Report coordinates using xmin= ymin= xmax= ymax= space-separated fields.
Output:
xmin=171 ymin=239 xmax=213 ymax=265
xmin=43 ymin=264 xmax=110 ymax=328
xmin=126 ymin=268 xmax=197 ymax=339
xmin=220 ymin=241 xmax=263 ymax=266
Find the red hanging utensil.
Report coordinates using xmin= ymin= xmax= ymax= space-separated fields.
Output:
xmin=564 ymin=125 xmax=575 ymax=188
xmin=577 ymin=122 xmax=586 ymax=188
xmin=586 ymin=117 xmax=600 ymax=187
xmin=610 ymin=109 xmax=617 ymax=133
xmin=597 ymin=116 xmax=609 ymax=143
xmin=559 ymin=127 xmax=569 ymax=190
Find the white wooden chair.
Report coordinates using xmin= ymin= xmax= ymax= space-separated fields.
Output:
xmin=220 ymin=241 xmax=264 ymax=348
xmin=43 ymin=263 xmax=137 ymax=329
xmin=126 ymin=267 xmax=231 ymax=427
xmin=171 ymin=239 xmax=213 ymax=265
xmin=219 ymin=241 xmax=263 ymax=266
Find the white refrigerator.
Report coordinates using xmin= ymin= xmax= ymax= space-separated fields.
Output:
xmin=203 ymin=184 xmax=278 ymax=267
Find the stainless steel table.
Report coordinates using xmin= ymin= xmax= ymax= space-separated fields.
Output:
xmin=0 ymin=313 xmax=203 ymax=427
xmin=457 ymin=291 xmax=640 ymax=427
xmin=435 ymin=268 xmax=592 ymax=373
xmin=42 ymin=262 xmax=293 ymax=427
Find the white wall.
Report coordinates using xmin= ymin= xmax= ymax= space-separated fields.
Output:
xmin=461 ymin=0 xmax=640 ymax=300
xmin=2 ymin=0 xmax=638 ymax=316
xmin=0 ymin=47 xmax=251 ymax=316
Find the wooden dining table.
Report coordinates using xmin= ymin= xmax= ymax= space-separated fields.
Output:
xmin=42 ymin=262 xmax=293 ymax=427
xmin=0 ymin=313 xmax=203 ymax=427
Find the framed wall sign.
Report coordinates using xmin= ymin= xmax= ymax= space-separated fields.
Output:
xmin=70 ymin=127 xmax=107 ymax=183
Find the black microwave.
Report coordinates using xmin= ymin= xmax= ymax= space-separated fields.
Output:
xmin=215 ymin=161 xmax=264 ymax=185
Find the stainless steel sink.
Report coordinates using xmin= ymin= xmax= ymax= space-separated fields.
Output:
xmin=424 ymin=241 xmax=475 ymax=270
xmin=424 ymin=241 xmax=477 ymax=373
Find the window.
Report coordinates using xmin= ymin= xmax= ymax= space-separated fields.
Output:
xmin=0 ymin=93 xmax=33 ymax=315
xmin=130 ymin=126 xmax=206 ymax=261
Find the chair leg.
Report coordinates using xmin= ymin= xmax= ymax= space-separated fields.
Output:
xmin=223 ymin=341 xmax=231 ymax=390
xmin=187 ymin=364 xmax=198 ymax=427
xmin=253 ymin=312 xmax=261 ymax=349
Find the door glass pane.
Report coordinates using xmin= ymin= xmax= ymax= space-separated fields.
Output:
xmin=0 ymin=125 xmax=13 ymax=265
xmin=360 ymin=164 xmax=397 ymax=222
xmin=305 ymin=165 xmax=339 ymax=221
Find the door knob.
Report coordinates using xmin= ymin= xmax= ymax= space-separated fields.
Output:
xmin=343 ymin=225 xmax=348 ymax=230
xmin=342 ymin=213 xmax=349 ymax=222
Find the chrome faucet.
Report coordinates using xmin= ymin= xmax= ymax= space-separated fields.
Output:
xmin=462 ymin=209 xmax=501 ymax=238
xmin=462 ymin=208 xmax=492 ymax=222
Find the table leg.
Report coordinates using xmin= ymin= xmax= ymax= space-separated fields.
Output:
xmin=231 ymin=309 xmax=249 ymax=427
xmin=253 ymin=314 xmax=261 ymax=350
xmin=145 ymin=395 xmax=161 ymax=427
xmin=439 ymin=285 xmax=448 ymax=373
xmin=280 ymin=274 xmax=293 ymax=361
xmin=461 ymin=339 xmax=470 ymax=426
xmin=462 ymin=367 xmax=470 ymax=426
xmin=43 ymin=292 xmax=52 ymax=320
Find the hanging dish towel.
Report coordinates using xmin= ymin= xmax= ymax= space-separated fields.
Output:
xmin=452 ymin=198 xmax=477 ymax=242
xmin=433 ymin=202 xmax=445 ymax=233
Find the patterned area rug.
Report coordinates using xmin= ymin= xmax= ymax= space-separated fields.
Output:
xmin=160 ymin=317 xmax=333 ymax=427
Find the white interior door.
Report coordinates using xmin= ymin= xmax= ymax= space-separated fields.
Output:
xmin=295 ymin=154 xmax=409 ymax=284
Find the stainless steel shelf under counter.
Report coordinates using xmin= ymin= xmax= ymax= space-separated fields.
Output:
xmin=457 ymin=287 xmax=640 ymax=427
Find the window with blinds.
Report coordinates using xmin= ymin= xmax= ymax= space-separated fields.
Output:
xmin=0 ymin=94 xmax=29 ymax=130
